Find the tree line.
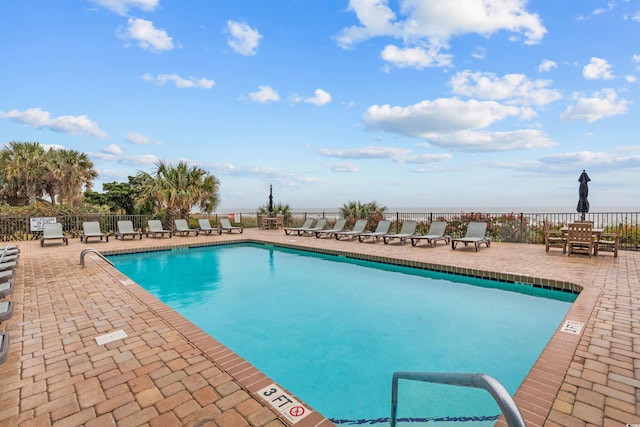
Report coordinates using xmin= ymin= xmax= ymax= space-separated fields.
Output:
xmin=1 ymin=141 xmax=220 ymax=224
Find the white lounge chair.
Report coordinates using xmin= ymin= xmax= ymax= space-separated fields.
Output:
xmin=174 ymin=219 xmax=199 ymax=236
xmin=284 ymin=218 xmax=315 ymax=236
xmin=219 ymin=218 xmax=243 ymax=233
xmin=383 ymin=221 xmax=418 ymax=245
xmin=198 ymin=218 xmax=222 ymax=235
xmin=115 ymin=221 xmax=143 ymax=240
xmin=40 ymin=223 xmax=68 ymax=247
xmin=146 ymin=220 xmax=172 ymax=238
xmin=357 ymin=220 xmax=391 ymax=242
xmin=410 ymin=221 xmax=450 ymax=247
xmin=334 ymin=219 xmax=368 ymax=240
xmin=80 ymin=221 xmax=109 ymax=243
xmin=451 ymin=222 xmax=490 ymax=251
xmin=314 ymin=219 xmax=347 ymax=239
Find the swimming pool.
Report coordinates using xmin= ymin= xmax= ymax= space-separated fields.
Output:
xmin=110 ymin=243 xmax=574 ymax=425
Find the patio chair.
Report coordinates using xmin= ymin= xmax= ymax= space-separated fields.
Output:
xmin=409 ymin=221 xmax=450 ymax=247
xmin=357 ymin=220 xmax=391 ymax=242
xmin=0 ymin=280 xmax=13 ymax=299
xmin=302 ymin=218 xmax=328 ymax=235
xmin=0 ymin=332 xmax=9 ymax=365
xmin=80 ymin=221 xmax=109 ymax=243
xmin=284 ymin=218 xmax=315 ymax=236
xmin=594 ymin=223 xmax=621 ymax=257
xmin=314 ymin=219 xmax=347 ymax=239
xmin=219 ymin=218 xmax=243 ymax=234
xmin=146 ymin=220 xmax=172 ymax=238
xmin=174 ymin=219 xmax=199 ymax=237
xmin=334 ymin=219 xmax=368 ymax=240
xmin=382 ymin=220 xmax=418 ymax=245
xmin=0 ymin=261 xmax=17 ymax=272
xmin=567 ymin=222 xmax=594 ymax=257
xmin=40 ymin=223 xmax=68 ymax=247
xmin=451 ymin=222 xmax=491 ymax=251
xmin=198 ymin=218 xmax=222 ymax=235
xmin=115 ymin=220 xmax=143 ymax=240
xmin=0 ymin=270 xmax=13 ymax=283
xmin=543 ymin=220 xmax=565 ymax=253
xmin=257 ymin=214 xmax=268 ymax=230
xmin=1 ymin=245 xmax=19 ymax=255
xmin=0 ymin=300 xmax=13 ymax=322
xmin=275 ymin=214 xmax=284 ymax=230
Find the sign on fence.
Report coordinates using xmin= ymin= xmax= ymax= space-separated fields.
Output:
xmin=30 ymin=217 xmax=57 ymax=232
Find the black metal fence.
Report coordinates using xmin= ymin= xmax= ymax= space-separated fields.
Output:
xmin=1 ymin=211 xmax=638 ymax=251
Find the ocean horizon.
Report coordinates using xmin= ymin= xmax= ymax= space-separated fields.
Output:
xmin=216 ymin=206 xmax=640 ymax=215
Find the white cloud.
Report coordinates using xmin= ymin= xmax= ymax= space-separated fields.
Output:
xmin=125 ymin=131 xmax=162 ymax=145
xmin=142 ymin=73 xmax=214 ymax=89
xmin=318 ymin=146 xmax=452 ymax=163
xmin=471 ymin=47 xmax=486 ymax=60
xmin=625 ymin=75 xmax=637 ymax=83
xmin=362 ymin=98 xmax=557 ymax=152
xmin=325 ymin=162 xmax=360 ymax=173
xmin=0 ymin=107 xmax=107 ymax=138
xmin=248 ymin=86 xmax=280 ymax=103
xmin=304 ymin=89 xmax=332 ymax=106
xmin=92 ymin=151 xmax=160 ymax=166
xmin=449 ymin=70 xmax=562 ymax=106
xmin=560 ymin=89 xmax=630 ymax=122
xmin=119 ymin=18 xmax=173 ymax=53
xmin=583 ymin=57 xmax=614 ymax=80
xmin=538 ymin=59 xmax=557 ymax=72
xmin=363 ymin=98 xmax=521 ymax=135
xmin=227 ymin=20 xmax=262 ymax=56
xmin=539 ymin=151 xmax=640 ymax=171
xmin=102 ymin=144 xmax=122 ymax=155
xmin=90 ymin=0 xmax=158 ymax=16
xmin=380 ymin=44 xmax=453 ymax=68
xmin=337 ymin=0 xmax=546 ymax=67
xmin=417 ymin=129 xmax=556 ymax=152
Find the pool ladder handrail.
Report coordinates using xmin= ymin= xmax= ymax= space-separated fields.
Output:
xmin=80 ymin=248 xmax=114 ymax=268
xmin=391 ymin=371 xmax=526 ymax=427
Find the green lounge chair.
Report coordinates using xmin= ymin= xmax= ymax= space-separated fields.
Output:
xmin=174 ymin=219 xmax=199 ymax=236
xmin=219 ymin=218 xmax=243 ymax=233
xmin=334 ymin=219 xmax=368 ymax=240
xmin=314 ymin=219 xmax=347 ymax=238
xmin=383 ymin=221 xmax=418 ymax=245
xmin=410 ymin=221 xmax=450 ymax=247
xmin=302 ymin=218 xmax=328 ymax=235
xmin=80 ymin=221 xmax=109 ymax=243
xmin=357 ymin=220 xmax=391 ymax=242
xmin=115 ymin=220 xmax=143 ymax=240
xmin=40 ymin=223 xmax=68 ymax=247
xmin=198 ymin=218 xmax=222 ymax=235
xmin=146 ymin=220 xmax=172 ymax=238
xmin=451 ymin=222 xmax=490 ymax=251
xmin=283 ymin=218 xmax=314 ymax=236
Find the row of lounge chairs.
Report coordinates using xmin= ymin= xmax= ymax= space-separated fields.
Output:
xmin=1 ymin=244 xmax=19 ymax=365
xmin=40 ymin=218 xmax=244 ymax=246
xmin=284 ymin=219 xmax=491 ymax=251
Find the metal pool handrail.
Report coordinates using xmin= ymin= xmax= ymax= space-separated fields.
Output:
xmin=80 ymin=248 xmax=114 ymax=268
xmin=391 ymin=371 xmax=526 ymax=427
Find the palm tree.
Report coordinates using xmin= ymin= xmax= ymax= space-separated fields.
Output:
xmin=51 ymin=149 xmax=97 ymax=206
xmin=0 ymin=141 xmax=47 ymax=205
xmin=135 ymin=160 xmax=220 ymax=226
xmin=340 ymin=200 xmax=387 ymax=219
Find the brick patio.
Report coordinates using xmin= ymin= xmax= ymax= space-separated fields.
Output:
xmin=0 ymin=229 xmax=638 ymax=426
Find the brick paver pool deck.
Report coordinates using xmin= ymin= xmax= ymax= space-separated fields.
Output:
xmin=0 ymin=229 xmax=638 ymax=426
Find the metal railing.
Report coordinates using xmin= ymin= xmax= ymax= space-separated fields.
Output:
xmin=391 ymin=371 xmax=526 ymax=427
xmin=80 ymin=248 xmax=114 ymax=268
xmin=1 ymin=211 xmax=638 ymax=250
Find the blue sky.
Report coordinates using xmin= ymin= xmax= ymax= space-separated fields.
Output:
xmin=1 ymin=0 xmax=639 ymax=212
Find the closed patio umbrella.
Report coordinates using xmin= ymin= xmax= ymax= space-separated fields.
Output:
xmin=577 ymin=170 xmax=590 ymax=221
xmin=268 ymin=184 xmax=274 ymax=213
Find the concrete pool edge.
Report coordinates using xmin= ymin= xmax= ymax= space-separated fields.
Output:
xmin=100 ymin=238 xmax=599 ymax=426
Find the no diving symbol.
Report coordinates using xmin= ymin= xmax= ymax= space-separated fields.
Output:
xmin=289 ymin=405 xmax=305 ymax=418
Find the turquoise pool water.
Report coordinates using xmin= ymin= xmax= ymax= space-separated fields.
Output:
xmin=110 ymin=243 xmax=574 ymax=425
